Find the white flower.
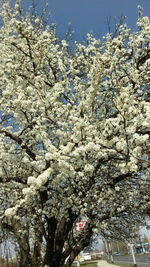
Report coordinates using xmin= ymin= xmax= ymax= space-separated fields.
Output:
xmin=22 ymin=156 xmax=30 ymax=163
xmin=35 ymin=18 xmax=40 ymax=24
xmin=27 ymin=176 xmax=36 ymax=185
xmin=142 ymin=121 xmax=149 ymax=127
xmin=134 ymin=134 xmax=149 ymax=145
xmin=61 ymin=40 xmax=68 ymax=47
xmin=22 ymin=187 xmax=35 ymax=196
xmin=84 ymin=164 xmax=94 ymax=172
xmin=45 ymin=152 xmax=52 ymax=161
xmin=120 ymin=163 xmax=128 ymax=174
xmin=126 ymin=125 xmax=136 ymax=134
xmin=132 ymin=146 xmax=142 ymax=157
xmin=5 ymin=207 xmax=16 ymax=217
xmin=127 ymin=161 xmax=138 ymax=172
xmin=116 ymin=138 xmax=126 ymax=151
xmin=36 ymin=168 xmax=52 ymax=189
xmin=115 ymin=186 xmax=120 ymax=191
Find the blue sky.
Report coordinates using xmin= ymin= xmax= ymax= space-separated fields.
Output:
xmin=23 ymin=0 xmax=150 ymax=40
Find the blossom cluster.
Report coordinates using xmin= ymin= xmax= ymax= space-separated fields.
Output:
xmin=0 ymin=2 xmax=149 ymax=236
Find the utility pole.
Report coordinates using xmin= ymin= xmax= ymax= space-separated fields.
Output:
xmin=129 ymin=243 xmax=137 ymax=267
xmin=116 ymin=241 xmax=120 ymax=253
xmin=108 ymin=242 xmax=114 ymax=263
xmin=104 ymin=240 xmax=110 ymax=260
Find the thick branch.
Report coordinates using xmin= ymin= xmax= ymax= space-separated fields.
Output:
xmin=63 ymin=223 xmax=93 ymax=267
xmin=54 ymin=208 xmax=78 ymax=256
xmin=0 ymin=130 xmax=36 ymax=160
xmin=110 ymin=172 xmax=134 ymax=187
xmin=137 ymin=50 xmax=150 ymax=70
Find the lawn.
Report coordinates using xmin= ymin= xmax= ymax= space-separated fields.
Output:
xmin=72 ymin=261 xmax=97 ymax=267
xmin=107 ymin=261 xmax=132 ymax=267
xmin=72 ymin=260 xmax=132 ymax=267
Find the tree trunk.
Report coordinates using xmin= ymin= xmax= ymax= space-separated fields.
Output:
xmin=18 ymin=241 xmax=32 ymax=267
xmin=15 ymin=229 xmax=31 ymax=266
xmin=12 ymin=221 xmax=32 ymax=267
xmin=33 ymin=240 xmax=42 ymax=267
xmin=32 ymin=216 xmax=43 ymax=267
xmin=44 ymin=250 xmax=62 ymax=267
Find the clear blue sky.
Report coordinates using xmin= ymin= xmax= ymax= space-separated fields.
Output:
xmin=22 ymin=0 xmax=150 ymax=40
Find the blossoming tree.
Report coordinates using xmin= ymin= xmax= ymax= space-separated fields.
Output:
xmin=0 ymin=1 xmax=150 ymax=266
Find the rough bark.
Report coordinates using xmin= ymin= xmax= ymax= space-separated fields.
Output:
xmin=1 ymin=219 xmax=33 ymax=267
xmin=63 ymin=224 xmax=93 ymax=267
xmin=33 ymin=240 xmax=42 ymax=267
xmin=15 ymin=228 xmax=32 ymax=267
xmin=43 ymin=216 xmax=93 ymax=267
xmin=32 ymin=215 xmax=43 ymax=267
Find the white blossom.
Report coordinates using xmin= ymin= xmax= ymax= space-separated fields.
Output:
xmin=0 ymin=3 xmax=149 ymax=264
xmin=5 ymin=207 xmax=17 ymax=217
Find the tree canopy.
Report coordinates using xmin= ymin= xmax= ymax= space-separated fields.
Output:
xmin=0 ymin=1 xmax=150 ymax=267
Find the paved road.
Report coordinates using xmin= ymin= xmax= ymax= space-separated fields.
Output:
xmin=103 ymin=254 xmax=150 ymax=266
xmin=115 ymin=260 xmax=150 ymax=267
xmin=113 ymin=254 xmax=150 ymax=263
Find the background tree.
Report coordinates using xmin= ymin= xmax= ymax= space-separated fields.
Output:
xmin=0 ymin=1 xmax=150 ymax=267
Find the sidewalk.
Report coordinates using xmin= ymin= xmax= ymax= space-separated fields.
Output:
xmin=97 ymin=260 xmax=120 ymax=267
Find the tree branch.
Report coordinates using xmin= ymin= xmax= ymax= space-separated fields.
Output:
xmin=0 ymin=130 xmax=36 ymax=160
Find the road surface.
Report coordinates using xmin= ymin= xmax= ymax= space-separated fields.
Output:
xmin=115 ymin=260 xmax=150 ymax=267
xmin=113 ymin=254 xmax=150 ymax=263
xmin=103 ymin=254 xmax=150 ymax=267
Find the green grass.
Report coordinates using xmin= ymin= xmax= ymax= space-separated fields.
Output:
xmin=107 ymin=260 xmax=132 ymax=267
xmin=72 ymin=261 xmax=97 ymax=267
xmin=72 ymin=260 xmax=132 ymax=267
